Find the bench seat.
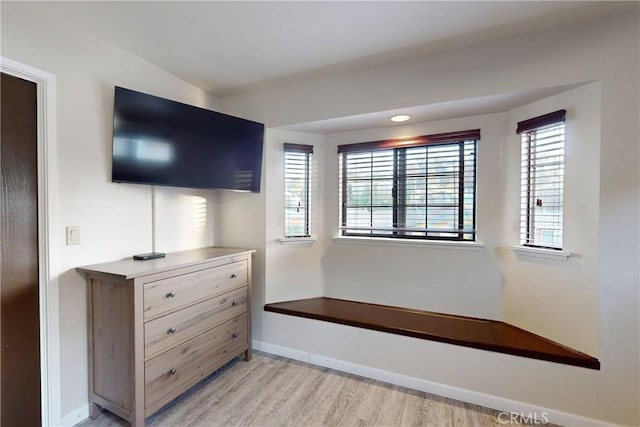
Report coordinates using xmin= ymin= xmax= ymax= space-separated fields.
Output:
xmin=264 ymin=297 xmax=599 ymax=370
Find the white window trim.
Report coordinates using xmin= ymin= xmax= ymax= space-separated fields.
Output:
xmin=283 ymin=143 xmax=313 ymax=239
xmin=334 ymin=235 xmax=484 ymax=250
xmin=338 ymin=131 xmax=479 ymax=243
xmin=517 ymin=112 xmax=566 ymax=250
xmin=511 ymin=245 xmax=571 ymax=261
xmin=279 ymin=236 xmax=317 ymax=246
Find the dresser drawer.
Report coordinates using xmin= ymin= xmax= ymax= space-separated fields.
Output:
xmin=143 ymin=261 xmax=247 ymax=319
xmin=144 ymin=314 xmax=248 ymax=415
xmin=144 ymin=286 xmax=248 ymax=359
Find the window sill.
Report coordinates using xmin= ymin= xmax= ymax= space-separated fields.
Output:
xmin=511 ymin=246 xmax=571 ymax=261
xmin=333 ymin=236 xmax=484 ymax=250
xmin=279 ymin=237 xmax=316 ymax=246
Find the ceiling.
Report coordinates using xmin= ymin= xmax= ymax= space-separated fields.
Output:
xmin=30 ymin=1 xmax=633 ymax=133
xmin=282 ymin=83 xmax=588 ymax=134
xmin=42 ymin=1 xmax=632 ymax=98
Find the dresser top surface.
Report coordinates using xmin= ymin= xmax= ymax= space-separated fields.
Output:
xmin=77 ymin=246 xmax=254 ymax=279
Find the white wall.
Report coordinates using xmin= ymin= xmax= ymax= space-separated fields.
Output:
xmin=1 ymin=3 xmax=222 ymax=421
xmin=213 ymin=179 xmax=267 ymax=340
xmin=263 ymin=129 xmax=326 ymax=304
xmin=321 ymin=114 xmax=504 ymax=319
xmin=222 ymin=11 xmax=639 ymax=426
xmin=214 ymin=129 xmax=326 ymax=340
xmin=502 ymin=83 xmax=601 ymax=356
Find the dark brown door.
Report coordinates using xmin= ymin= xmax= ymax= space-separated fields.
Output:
xmin=1 ymin=72 xmax=42 ymax=426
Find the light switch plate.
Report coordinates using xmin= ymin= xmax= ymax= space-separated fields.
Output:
xmin=66 ymin=226 xmax=80 ymax=245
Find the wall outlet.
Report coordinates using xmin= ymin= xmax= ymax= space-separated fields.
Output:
xmin=66 ymin=226 xmax=80 ymax=245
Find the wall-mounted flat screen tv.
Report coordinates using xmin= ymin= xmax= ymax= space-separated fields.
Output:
xmin=112 ymin=86 xmax=264 ymax=192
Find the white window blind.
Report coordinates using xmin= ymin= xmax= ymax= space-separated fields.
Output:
xmin=284 ymin=143 xmax=312 ymax=238
xmin=338 ymin=130 xmax=478 ymax=241
xmin=517 ymin=110 xmax=566 ymax=250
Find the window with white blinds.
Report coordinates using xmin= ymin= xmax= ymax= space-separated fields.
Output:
xmin=338 ymin=130 xmax=479 ymax=241
xmin=284 ymin=143 xmax=313 ymax=238
xmin=517 ymin=110 xmax=566 ymax=250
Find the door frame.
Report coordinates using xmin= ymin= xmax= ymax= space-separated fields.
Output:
xmin=1 ymin=57 xmax=60 ymax=426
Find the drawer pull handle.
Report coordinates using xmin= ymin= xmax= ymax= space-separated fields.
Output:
xmin=167 ymin=327 xmax=176 ymax=334
xmin=166 ymin=291 xmax=176 ymax=298
xmin=220 ymin=298 xmax=228 ymax=305
xmin=230 ymin=273 xmax=238 ymax=279
xmin=169 ymin=368 xmax=177 ymax=375
xmin=232 ymin=333 xmax=239 ymax=339
xmin=231 ymin=301 xmax=237 ymax=306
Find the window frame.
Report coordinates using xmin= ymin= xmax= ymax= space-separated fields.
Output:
xmin=284 ymin=143 xmax=313 ymax=238
xmin=338 ymin=129 xmax=479 ymax=242
xmin=516 ymin=110 xmax=566 ymax=250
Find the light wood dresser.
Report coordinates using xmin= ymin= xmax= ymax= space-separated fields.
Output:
xmin=77 ymin=247 xmax=254 ymax=426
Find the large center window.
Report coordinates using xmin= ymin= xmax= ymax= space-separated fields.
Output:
xmin=338 ymin=130 xmax=479 ymax=241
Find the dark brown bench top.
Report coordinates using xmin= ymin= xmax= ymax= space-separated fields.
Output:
xmin=264 ymin=297 xmax=600 ymax=370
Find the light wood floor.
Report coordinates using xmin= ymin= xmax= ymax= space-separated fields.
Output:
xmin=77 ymin=351 xmax=546 ymax=427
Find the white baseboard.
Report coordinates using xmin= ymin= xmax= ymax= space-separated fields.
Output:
xmin=58 ymin=404 xmax=88 ymax=427
xmin=253 ymin=340 xmax=618 ymax=427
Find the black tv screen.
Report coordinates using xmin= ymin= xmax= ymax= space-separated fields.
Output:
xmin=112 ymin=86 xmax=264 ymax=192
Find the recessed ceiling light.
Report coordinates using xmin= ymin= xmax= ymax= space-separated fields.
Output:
xmin=390 ymin=114 xmax=411 ymax=123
